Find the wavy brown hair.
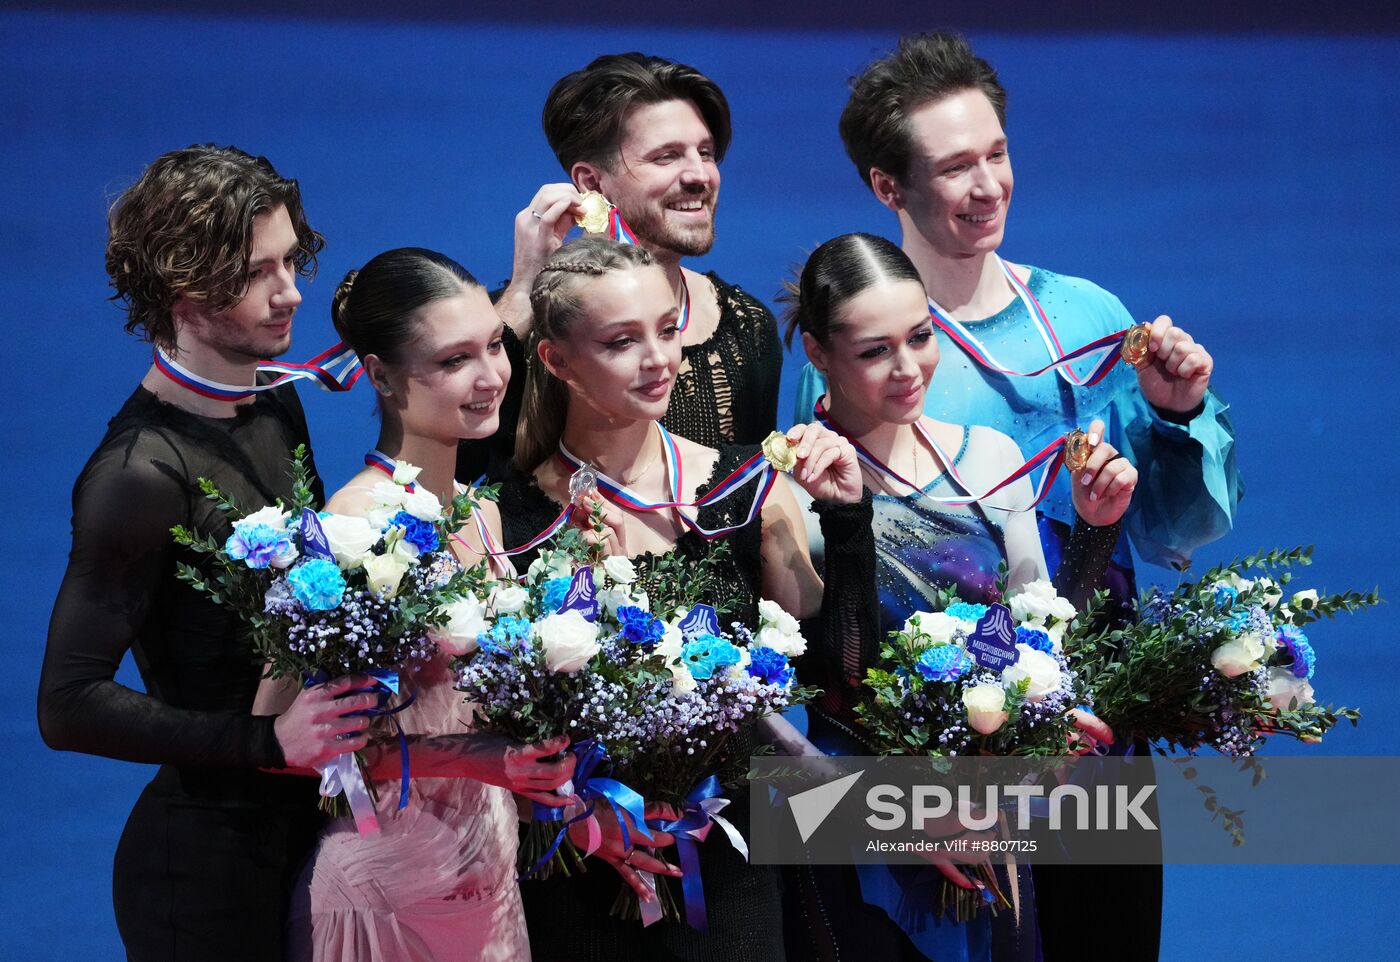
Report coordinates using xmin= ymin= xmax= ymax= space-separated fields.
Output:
xmin=542 ymin=53 xmax=732 ymax=172
xmin=515 ymin=237 xmax=657 ymax=472
xmin=104 ymin=144 xmax=324 ymax=352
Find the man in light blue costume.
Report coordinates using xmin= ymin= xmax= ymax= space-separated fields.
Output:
xmin=795 ymin=35 xmax=1241 ymax=602
xmin=792 ymin=33 xmax=1242 ymax=962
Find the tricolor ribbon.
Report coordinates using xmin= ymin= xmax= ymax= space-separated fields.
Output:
xmin=363 ymin=449 xmax=410 ymax=490
xmin=605 ymin=206 xmax=690 ymax=333
xmin=813 ymin=398 xmax=1070 ymax=513
xmin=926 ymin=255 xmax=1134 ymax=387
xmin=640 ymin=775 xmax=747 ymax=930
xmin=556 ymin=422 xmax=776 ymax=541
xmin=154 ymin=342 xmax=363 ymax=401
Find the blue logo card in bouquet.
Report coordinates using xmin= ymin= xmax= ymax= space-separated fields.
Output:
xmin=299 ymin=508 xmax=336 ymax=562
xmin=966 ymin=603 xmax=1019 ymax=672
xmin=678 ymin=604 xmax=720 ymax=642
xmin=559 ymin=567 xmax=598 ymax=622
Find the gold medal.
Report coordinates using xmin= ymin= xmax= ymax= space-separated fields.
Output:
xmin=761 ymin=431 xmax=799 ymax=474
xmin=1120 ymin=322 xmax=1152 ymax=367
xmin=575 ymin=191 xmax=613 ymax=235
xmin=1064 ymin=430 xmax=1092 ymax=473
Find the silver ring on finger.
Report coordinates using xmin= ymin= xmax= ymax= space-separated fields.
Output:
xmin=530 ymin=210 xmax=543 ymax=220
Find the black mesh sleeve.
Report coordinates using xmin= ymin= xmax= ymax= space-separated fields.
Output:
xmin=805 ymin=492 xmax=879 ymax=723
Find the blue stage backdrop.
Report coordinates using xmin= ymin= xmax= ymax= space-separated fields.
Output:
xmin=3 ymin=5 xmax=1397 ymax=959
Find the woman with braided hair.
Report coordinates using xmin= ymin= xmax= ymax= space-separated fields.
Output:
xmin=497 ymin=236 xmax=873 ymax=961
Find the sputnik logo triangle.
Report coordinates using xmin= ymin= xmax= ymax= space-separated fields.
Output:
xmin=787 ymin=771 xmax=864 ymax=843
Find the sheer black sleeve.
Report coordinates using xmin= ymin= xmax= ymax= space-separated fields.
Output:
xmin=804 ymin=492 xmax=879 ymax=725
xmin=1052 ymin=517 xmax=1124 ymax=614
xmin=38 ymin=444 xmax=284 ymax=768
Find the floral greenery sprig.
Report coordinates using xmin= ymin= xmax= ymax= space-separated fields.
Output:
xmin=171 ymin=445 xmax=498 ymax=679
xmin=1069 ymin=545 xmax=1376 ymax=756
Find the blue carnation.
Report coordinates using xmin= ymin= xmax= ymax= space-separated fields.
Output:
xmin=1276 ymin=625 xmax=1316 ymax=679
xmin=225 ymin=523 xmax=294 ymax=569
xmin=1213 ymin=584 xmax=1240 ymax=607
xmin=1015 ymin=625 xmax=1054 ymax=654
xmin=480 ymin=615 xmax=532 ymax=654
xmin=945 ymin=602 xmax=989 ymax=623
xmin=387 ymin=510 xmax=439 ymax=555
xmin=682 ymin=634 xmax=742 ymax=680
xmin=286 ymin=559 xmax=346 ymax=611
xmin=915 ymin=644 xmax=974 ymax=683
xmin=617 ymin=605 xmax=663 ymax=648
xmin=540 ymin=577 xmax=572 ymax=613
xmin=747 ymin=645 xmax=794 ymax=687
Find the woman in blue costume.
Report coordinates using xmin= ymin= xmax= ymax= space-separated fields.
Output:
xmin=784 ymin=233 xmax=1136 ymax=962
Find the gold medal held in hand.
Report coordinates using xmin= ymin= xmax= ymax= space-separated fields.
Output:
xmin=1120 ymin=322 xmax=1152 ymax=367
xmin=575 ymin=191 xmax=613 ymax=235
xmin=1064 ymin=429 xmax=1092 ymax=473
xmin=761 ymin=431 xmax=799 ymax=474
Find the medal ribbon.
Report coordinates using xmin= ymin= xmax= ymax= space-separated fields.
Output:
xmin=926 ymin=256 xmax=1132 ymax=386
xmin=154 ymin=342 xmax=363 ymax=401
xmin=813 ymin=398 xmax=1069 ymax=512
xmin=605 ymin=206 xmax=690 ymax=332
xmin=364 ymin=449 xmax=411 ymax=490
xmin=556 ymin=422 xmax=776 ymax=541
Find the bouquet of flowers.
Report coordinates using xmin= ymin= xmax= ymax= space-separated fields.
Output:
xmin=854 ymin=578 xmax=1090 ymax=920
xmin=1071 ymin=546 xmax=1374 ymax=757
xmin=857 ymin=579 xmax=1089 ymax=759
xmin=454 ymin=532 xmax=811 ymax=925
xmin=172 ymin=446 xmax=496 ymax=834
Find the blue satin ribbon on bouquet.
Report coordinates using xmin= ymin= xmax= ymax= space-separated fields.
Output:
xmin=305 ymin=667 xmax=416 ymax=812
xmin=524 ymin=739 xmax=652 ymax=879
xmin=647 ymin=775 xmax=748 ymax=931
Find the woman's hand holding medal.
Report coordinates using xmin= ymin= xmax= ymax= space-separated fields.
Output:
xmin=771 ymin=423 xmax=863 ymax=504
xmin=1067 ymin=418 xmax=1138 ymax=528
xmin=1133 ymin=314 xmax=1214 ymax=415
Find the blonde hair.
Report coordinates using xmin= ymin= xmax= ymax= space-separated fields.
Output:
xmin=515 ymin=237 xmax=656 ymax=471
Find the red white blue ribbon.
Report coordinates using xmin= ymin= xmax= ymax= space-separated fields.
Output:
xmin=606 ymin=207 xmax=690 ymax=333
xmin=154 ymin=342 xmax=363 ymax=401
xmin=813 ymin=398 xmax=1067 ymax=513
xmin=556 ymin=422 xmax=775 ymax=541
xmin=926 ymin=256 xmax=1130 ymax=387
xmin=363 ymin=449 xmax=411 ymax=490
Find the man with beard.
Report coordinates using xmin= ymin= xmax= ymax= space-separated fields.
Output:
xmin=39 ymin=144 xmax=375 ymax=961
xmin=458 ymin=53 xmax=782 ymax=481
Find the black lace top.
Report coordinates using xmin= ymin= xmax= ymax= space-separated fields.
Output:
xmin=38 ymin=385 xmax=324 ymax=804
xmin=457 ymin=272 xmax=783 ymax=483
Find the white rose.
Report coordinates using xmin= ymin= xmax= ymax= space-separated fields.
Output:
xmin=398 ymin=486 xmax=444 ymax=523
xmin=535 ymin=609 xmax=601 ymax=673
xmin=392 ymin=461 xmax=423 ymax=486
xmin=758 ymin=598 xmax=801 ymax=636
xmin=238 ymin=505 xmax=289 ymax=531
xmin=962 ymin=683 xmax=1010 ymax=735
xmin=319 ymin=514 xmax=380 ymax=570
xmin=491 ymin=584 xmax=529 ymax=615
xmin=363 ymin=552 xmax=411 ymax=599
xmin=1001 ymin=645 xmax=1063 ymax=703
xmin=669 ymin=661 xmax=698 ymax=695
xmin=755 ymin=624 xmax=807 ymax=657
xmin=1210 ymin=631 xmax=1271 ymax=678
xmin=1009 ymin=580 xmax=1076 ymax=625
xmin=724 ymin=645 xmax=754 ymax=680
xmin=654 ymin=621 xmax=684 ymax=662
xmin=598 ymin=584 xmax=648 ymax=617
xmin=527 ymin=549 xmax=573 ymax=584
xmin=268 ymin=542 xmax=299 ymax=570
xmin=428 ymin=594 xmax=488 ymax=656
xmin=601 ymin=556 xmax=637 ymax=585
xmin=902 ymin=611 xmax=961 ymax=647
xmin=1220 ymin=572 xmax=1254 ymax=593
xmin=1264 ymin=666 xmax=1316 ymax=711
xmin=1291 ymin=589 xmax=1319 ymax=610
xmin=390 ymin=535 xmax=421 ymax=563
